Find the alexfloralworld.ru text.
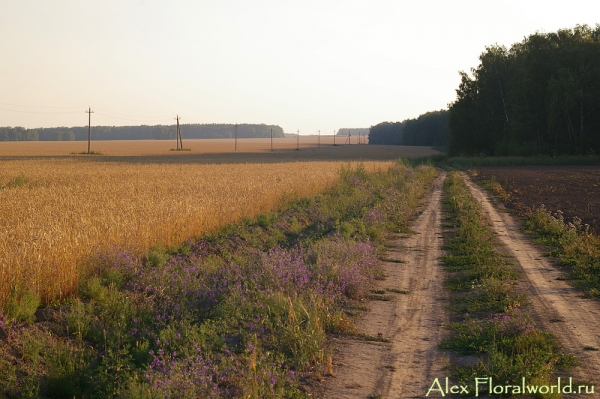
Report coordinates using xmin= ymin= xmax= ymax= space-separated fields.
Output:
xmin=426 ymin=377 xmax=595 ymax=396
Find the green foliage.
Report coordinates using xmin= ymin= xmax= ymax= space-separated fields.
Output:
xmin=524 ymin=206 xmax=600 ymax=297
xmin=449 ymin=24 xmax=600 ymax=156
xmin=42 ymin=338 xmax=96 ymax=398
xmin=368 ymin=110 xmax=450 ymax=147
xmin=2 ymin=162 xmax=439 ymax=398
xmin=1 ymin=123 xmax=286 ymax=141
xmin=1 ymin=174 xmax=30 ymax=190
xmin=402 ymin=110 xmax=450 ymax=147
xmin=368 ymin=121 xmax=404 ymax=145
xmin=5 ymin=287 xmax=40 ymax=324
xmin=447 ymin=155 xmax=600 ymax=167
xmin=441 ymin=172 xmax=573 ymax=390
xmin=0 ymin=358 xmax=39 ymax=399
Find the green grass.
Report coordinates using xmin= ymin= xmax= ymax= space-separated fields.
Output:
xmin=522 ymin=206 xmax=600 ymax=298
xmin=1 ymin=174 xmax=30 ymax=190
xmin=445 ymin=155 xmax=600 ymax=168
xmin=0 ymin=160 xmax=438 ymax=398
xmin=440 ymin=171 xmax=575 ymax=395
xmin=70 ymin=151 xmax=104 ymax=155
xmin=473 ymin=174 xmax=600 ymax=300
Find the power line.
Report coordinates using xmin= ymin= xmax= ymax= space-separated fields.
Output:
xmin=0 ymin=108 xmax=81 ymax=114
xmin=94 ymin=111 xmax=169 ymax=123
xmin=94 ymin=108 xmax=172 ymax=120
xmin=0 ymin=101 xmax=81 ymax=109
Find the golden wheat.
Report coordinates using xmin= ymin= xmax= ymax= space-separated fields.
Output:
xmin=0 ymin=138 xmax=441 ymax=158
xmin=0 ymin=158 xmax=393 ymax=307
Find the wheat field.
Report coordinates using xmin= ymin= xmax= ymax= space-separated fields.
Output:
xmin=0 ymin=157 xmax=394 ymax=307
xmin=0 ymin=137 xmax=440 ymax=158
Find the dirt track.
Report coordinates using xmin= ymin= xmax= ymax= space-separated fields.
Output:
xmin=463 ymin=174 xmax=600 ymax=384
xmin=323 ymin=172 xmax=448 ymax=398
xmin=323 ymin=172 xmax=600 ymax=398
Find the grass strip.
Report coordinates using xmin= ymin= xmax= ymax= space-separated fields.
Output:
xmin=440 ymin=171 xmax=575 ymax=396
xmin=473 ymin=173 xmax=600 ymax=299
xmin=0 ymin=160 xmax=437 ymax=399
xmin=522 ymin=208 xmax=600 ymax=299
xmin=444 ymin=155 xmax=600 ymax=168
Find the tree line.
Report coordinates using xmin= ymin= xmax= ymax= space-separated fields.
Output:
xmin=449 ymin=24 xmax=600 ymax=156
xmin=336 ymin=128 xmax=369 ymax=137
xmin=0 ymin=123 xmax=285 ymax=142
xmin=368 ymin=110 xmax=450 ymax=146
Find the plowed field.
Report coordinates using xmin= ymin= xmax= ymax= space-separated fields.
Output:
xmin=472 ymin=166 xmax=600 ymax=233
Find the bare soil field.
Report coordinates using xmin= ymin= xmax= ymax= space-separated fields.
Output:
xmin=322 ymin=173 xmax=449 ymax=398
xmin=472 ymin=166 xmax=600 ymax=232
xmin=0 ymin=138 xmax=440 ymax=161
xmin=463 ymin=174 xmax=600 ymax=386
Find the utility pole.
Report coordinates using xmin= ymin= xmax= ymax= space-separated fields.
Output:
xmin=235 ymin=124 xmax=238 ymax=151
xmin=318 ymin=130 xmax=320 ymax=148
xmin=270 ymin=128 xmax=273 ymax=152
xmin=296 ymin=130 xmax=300 ymax=151
xmin=173 ymin=115 xmax=183 ymax=150
xmin=85 ymin=106 xmax=94 ymax=154
xmin=174 ymin=115 xmax=183 ymax=150
xmin=333 ymin=129 xmax=337 ymax=146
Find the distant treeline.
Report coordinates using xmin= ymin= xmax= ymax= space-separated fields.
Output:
xmin=449 ymin=24 xmax=600 ymax=156
xmin=0 ymin=124 xmax=284 ymax=141
xmin=368 ymin=110 xmax=449 ymax=146
xmin=336 ymin=128 xmax=369 ymax=136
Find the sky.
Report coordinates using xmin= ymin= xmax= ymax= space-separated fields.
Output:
xmin=0 ymin=0 xmax=598 ymax=134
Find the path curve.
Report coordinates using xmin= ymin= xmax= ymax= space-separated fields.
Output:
xmin=323 ymin=172 xmax=448 ymax=398
xmin=462 ymin=173 xmax=600 ymax=384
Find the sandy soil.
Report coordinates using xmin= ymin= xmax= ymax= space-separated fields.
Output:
xmin=322 ymin=172 xmax=600 ymax=398
xmin=322 ymin=172 xmax=449 ymax=398
xmin=462 ymin=173 xmax=600 ymax=385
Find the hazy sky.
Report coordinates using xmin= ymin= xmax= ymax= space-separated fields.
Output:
xmin=0 ymin=1 xmax=598 ymax=134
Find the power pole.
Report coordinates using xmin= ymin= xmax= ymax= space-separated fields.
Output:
xmin=85 ymin=106 xmax=94 ymax=154
xmin=174 ymin=115 xmax=183 ymax=150
xmin=270 ymin=128 xmax=273 ymax=152
xmin=333 ymin=129 xmax=337 ymax=146
xmin=296 ymin=130 xmax=300 ymax=151
xmin=235 ymin=124 xmax=238 ymax=151
xmin=318 ymin=130 xmax=320 ymax=148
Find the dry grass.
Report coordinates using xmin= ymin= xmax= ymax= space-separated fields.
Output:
xmin=0 ymin=157 xmax=394 ymax=307
xmin=0 ymin=137 xmax=440 ymax=159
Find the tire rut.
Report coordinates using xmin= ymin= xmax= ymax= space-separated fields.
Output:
xmin=323 ymin=172 xmax=448 ymax=398
xmin=462 ymin=173 xmax=600 ymax=384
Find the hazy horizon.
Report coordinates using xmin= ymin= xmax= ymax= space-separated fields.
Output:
xmin=1 ymin=0 xmax=598 ymax=134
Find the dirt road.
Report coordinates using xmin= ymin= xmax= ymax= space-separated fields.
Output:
xmin=323 ymin=172 xmax=448 ymax=398
xmin=323 ymin=171 xmax=600 ymax=398
xmin=463 ymin=174 xmax=600 ymax=384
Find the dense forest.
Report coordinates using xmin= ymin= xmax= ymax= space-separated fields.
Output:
xmin=368 ymin=110 xmax=449 ymax=146
xmin=0 ymin=124 xmax=284 ymax=141
xmin=402 ymin=110 xmax=449 ymax=146
xmin=368 ymin=121 xmax=404 ymax=145
xmin=449 ymin=25 xmax=600 ymax=156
